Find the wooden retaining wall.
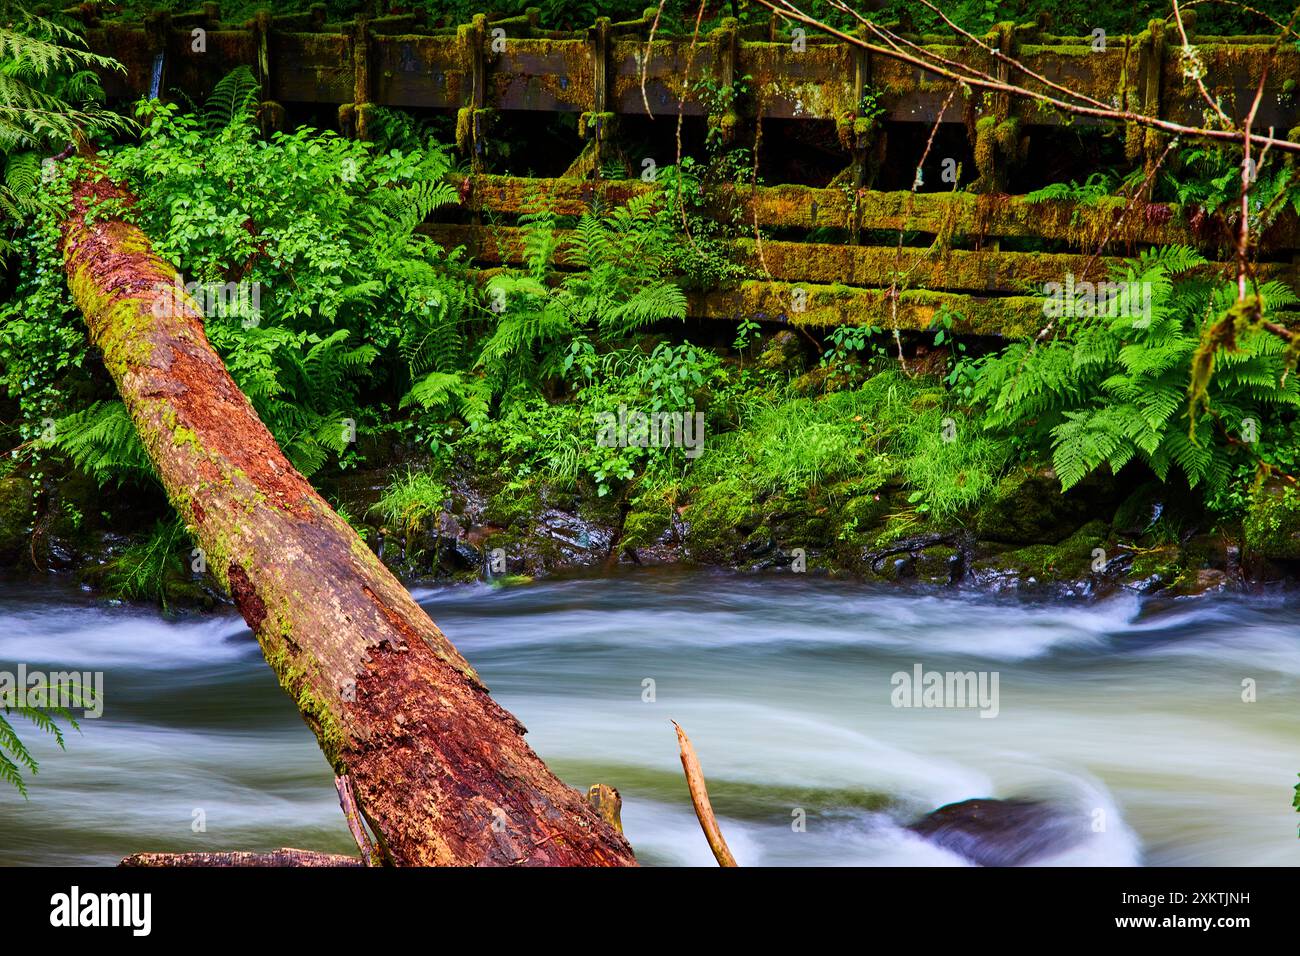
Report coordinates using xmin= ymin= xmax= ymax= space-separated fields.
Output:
xmin=71 ymin=3 xmax=1300 ymax=333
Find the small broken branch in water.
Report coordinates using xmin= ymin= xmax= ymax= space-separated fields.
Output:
xmin=336 ymin=773 xmax=380 ymax=866
xmin=673 ymin=721 xmax=738 ymax=867
xmin=120 ymin=849 xmax=363 ymax=867
xmin=587 ymin=784 xmax=625 ymax=833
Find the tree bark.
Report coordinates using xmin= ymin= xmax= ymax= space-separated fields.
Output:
xmin=121 ymin=850 xmax=363 ymax=867
xmin=60 ymin=171 xmax=637 ymax=867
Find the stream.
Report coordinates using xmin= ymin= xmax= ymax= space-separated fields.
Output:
xmin=1 ymin=569 xmax=1296 ymax=866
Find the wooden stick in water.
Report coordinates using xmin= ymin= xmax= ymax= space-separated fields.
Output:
xmin=673 ymin=721 xmax=738 ymax=867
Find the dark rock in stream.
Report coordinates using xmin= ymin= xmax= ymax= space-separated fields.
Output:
xmin=908 ymin=798 xmax=1089 ymax=866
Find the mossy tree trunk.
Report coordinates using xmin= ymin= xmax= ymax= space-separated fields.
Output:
xmin=60 ymin=172 xmax=636 ymax=867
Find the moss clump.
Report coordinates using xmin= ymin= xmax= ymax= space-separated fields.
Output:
xmin=756 ymin=330 xmax=806 ymax=374
xmin=766 ymin=493 xmax=834 ymax=549
xmin=835 ymin=490 xmax=890 ymax=543
xmin=914 ymin=545 xmax=959 ymax=584
xmin=621 ymin=499 xmax=673 ymax=551
xmin=1243 ymin=480 xmax=1300 ymax=560
xmin=1127 ymin=543 xmax=1182 ymax=583
xmin=482 ymin=488 xmax=542 ymax=529
xmin=578 ymin=110 xmax=615 ymax=139
xmin=681 ymin=478 xmax=760 ymax=561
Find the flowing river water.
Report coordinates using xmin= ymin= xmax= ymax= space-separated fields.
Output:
xmin=1 ymin=569 xmax=1296 ymax=866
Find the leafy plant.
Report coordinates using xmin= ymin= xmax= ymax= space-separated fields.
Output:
xmin=476 ymin=192 xmax=687 ymax=399
xmin=690 ymin=370 xmax=1004 ymax=518
xmin=371 ymin=468 xmax=448 ymax=536
xmin=98 ymin=73 xmax=473 ymax=477
xmin=0 ymin=6 xmax=128 ymax=238
xmin=102 ymin=517 xmax=189 ymax=607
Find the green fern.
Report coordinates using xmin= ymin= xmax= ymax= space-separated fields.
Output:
xmin=47 ymin=400 xmax=155 ymax=485
xmin=1 ymin=703 xmax=80 ymax=797
xmin=962 ymin=247 xmax=1300 ymax=503
xmin=474 ymin=193 xmax=686 ymax=399
xmin=202 ymin=66 xmax=259 ymax=132
xmin=0 ymin=9 xmax=130 ymax=224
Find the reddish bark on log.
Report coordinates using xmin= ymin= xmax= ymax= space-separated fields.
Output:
xmin=120 ymin=849 xmax=363 ymax=867
xmin=61 ymin=169 xmax=636 ymax=867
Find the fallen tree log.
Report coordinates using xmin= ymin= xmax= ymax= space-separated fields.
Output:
xmin=60 ymin=168 xmax=637 ymax=867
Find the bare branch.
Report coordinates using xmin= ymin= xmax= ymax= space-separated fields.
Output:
xmin=752 ymin=0 xmax=1300 ymax=156
xmin=673 ymin=721 xmax=738 ymax=867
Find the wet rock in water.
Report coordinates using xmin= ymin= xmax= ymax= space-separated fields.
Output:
xmin=913 ymin=545 xmax=961 ymax=585
xmin=447 ymin=538 xmax=483 ymax=571
xmin=908 ymin=798 xmax=1088 ymax=866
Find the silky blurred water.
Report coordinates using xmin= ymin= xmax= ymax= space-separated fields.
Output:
xmin=1 ymin=569 xmax=1296 ymax=866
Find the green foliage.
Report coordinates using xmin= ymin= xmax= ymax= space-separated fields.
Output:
xmin=46 ymin=401 xmax=154 ymax=486
xmin=476 ymin=192 xmax=687 ymax=399
xmin=102 ymin=517 xmax=189 ymax=606
xmin=0 ymin=7 xmax=129 ymax=233
xmin=87 ymin=75 xmax=472 ymax=476
xmin=371 ymin=468 xmax=448 ymax=535
xmin=690 ymin=370 xmax=1005 ymax=519
xmin=656 ymin=160 xmax=753 ymax=289
xmin=1026 ymin=170 xmax=1125 ymax=206
xmin=0 ymin=166 xmax=85 ymax=486
xmin=959 ymin=246 xmax=1300 ymax=505
xmin=822 ymin=323 xmax=885 ymax=369
xmin=1161 ymin=146 xmax=1298 ymax=240
xmin=470 ymin=340 xmax=724 ymax=498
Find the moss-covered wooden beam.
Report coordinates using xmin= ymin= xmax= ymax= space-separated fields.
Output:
xmin=459 ymin=174 xmax=1300 ymax=252
xmin=425 ymin=222 xmax=1294 ymax=294
xmin=690 ymin=280 xmax=1046 ymax=336
xmin=58 ymin=168 xmax=637 ymax=868
xmin=81 ymin=19 xmax=1299 ymax=132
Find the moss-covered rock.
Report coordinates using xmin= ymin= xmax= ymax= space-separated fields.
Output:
xmin=756 ymin=330 xmax=807 ymax=375
xmin=681 ymin=478 xmax=761 ymax=562
xmin=834 ymin=491 xmax=891 ymax=545
xmin=621 ymin=498 xmax=673 ymax=551
xmin=0 ymin=475 xmax=33 ymax=558
xmin=481 ymin=486 xmax=544 ymax=529
xmin=973 ymin=466 xmax=1091 ymax=544
xmin=767 ymin=493 xmax=835 ymax=549
xmin=914 ymin=545 xmax=960 ymax=585
xmin=1243 ymin=480 xmax=1300 ymax=560
xmin=970 ymin=519 xmax=1109 ymax=586
xmin=1111 ymin=482 xmax=1166 ymax=535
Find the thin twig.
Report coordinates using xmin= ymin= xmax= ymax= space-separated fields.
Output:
xmin=335 ymin=774 xmax=380 ymax=866
xmin=673 ymin=0 xmax=708 ymax=252
xmin=885 ymin=83 xmax=961 ymax=372
xmin=1172 ymin=0 xmax=1234 ymax=128
xmin=752 ymin=0 xmax=1300 ymax=156
xmin=640 ymin=0 xmax=668 ymax=118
